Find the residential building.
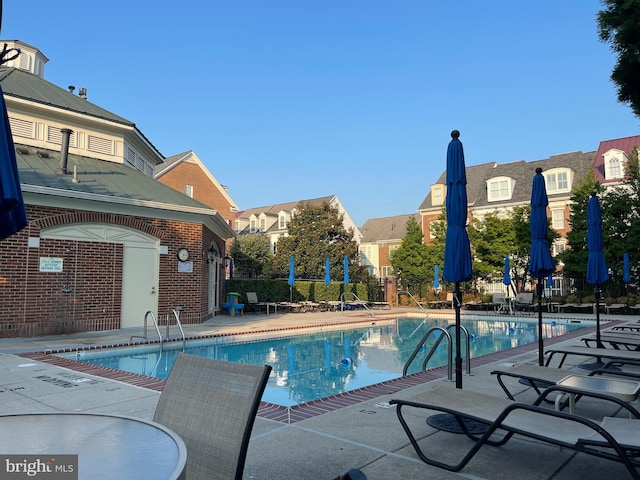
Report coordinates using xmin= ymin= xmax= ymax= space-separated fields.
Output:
xmin=359 ymin=214 xmax=420 ymax=278
xmin=0 ymin=40 xmax=234 ymax=338
xmin=235 ymin=195 xmax=362 ymax=252
xmin=418 ymin=150 xmax=596 ymax=294
xmin=155 ymin=150 xmax=239 ymax=228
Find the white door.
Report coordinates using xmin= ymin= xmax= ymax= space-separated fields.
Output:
xmin=208 ymin=256 xmax=221 ymax=314
xmin=121 ymin=244 xmax=158 ymax=328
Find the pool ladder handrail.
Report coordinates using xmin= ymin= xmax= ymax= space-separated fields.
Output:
xmin=396 ymin=290 xmax=426 ymax=311
xmin=169 ymin=308 xmax=187 ymax=350
xmin=130 ymin=310 xmax=164 ymax=351
xmin=339 ymin=292 xmax=375 ymax=317
xmin=402 ymin=324 xmax=472 ymax=379
xmin=129 ymin=310 xmax=185 ymax=351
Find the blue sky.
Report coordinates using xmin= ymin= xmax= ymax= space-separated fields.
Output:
xmin=4 ymin=1 xmax=639 ymax=226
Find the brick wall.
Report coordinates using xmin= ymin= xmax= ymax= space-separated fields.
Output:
xmin=0 ymin=204 xmax=223 ymax=338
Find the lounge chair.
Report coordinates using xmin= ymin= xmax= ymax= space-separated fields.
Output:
xmin=545 ymin=345 xmax=640 ymax=368
xmin=246 ymin=292 xmax=278 ymax=315
xmin=154 ymin=353 xmax=272 ymax=480
xmin=557 ymin=303 xmax=595 ymax=313
xmin=389 ymin=384 xmax=640 ymax=478
xmin=581 ymin=331 xmax=640 ymax=351
xmin=491 ymin=363 xmax=640 ymax=401
xmin=513 ymin=292 xmax=534 ymax=312
xmin=606 ymin=303 xmax=628 ymax=314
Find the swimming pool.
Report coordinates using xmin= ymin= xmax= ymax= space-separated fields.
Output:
xmin=58 ymin=316 xmax=590 ymax=406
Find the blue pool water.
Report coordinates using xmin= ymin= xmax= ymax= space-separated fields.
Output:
xmin=58 ymin=316 xmax=590 ymax=406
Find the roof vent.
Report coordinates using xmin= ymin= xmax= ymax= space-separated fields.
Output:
xmin=78 ymin=87 xmax=87 ymax=100
xmin=36 ymin=151 xmax=50 ymax=158
xmin=56 ymin=128 xmax=74 ymax=175
xmin=68 ymin=85 xmax=75 ymax=93
xmin=16 ymin=146 xmax=29 ymax=155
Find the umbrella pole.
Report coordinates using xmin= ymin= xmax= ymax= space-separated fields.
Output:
xmin=595 ymin=285 xmax=603 ymax=348
xmin=536 ymin=279 xmax=544 ymax=366
xmin=454 ymin=282 xmax=462 ymax=389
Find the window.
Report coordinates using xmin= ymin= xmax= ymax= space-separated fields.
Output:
xmin=431 ymin=186 xmax=443 ymax=206
xmin=278 ymin=214 xmax=286 ymax=229
xmin=487 ymin=177 xmax=512 ymax=201
xmin=553 ymin=242 xmax=566 ymax=257
xmin=260 ymin=218 xmax=266 ymax=232
xmin=551 ymin=209 xmax=564 ymax=230
xmin=602 ymin=149 xmax=629 ymax=181
xmin=381 ymin=266 xmax=392 ymax=277
xmin=545 ymin=170 xmax=569 ymax=193
xmin=184 ymin=185 xmax=193 ymax=197
xmin=250 ymin=218 xmax=257 ymax=233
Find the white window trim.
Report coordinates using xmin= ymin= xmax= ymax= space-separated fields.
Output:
xmin=486 ymin=176 xmax=514 ymax=202
xmin=543 ymin=168 xmax=572 ymax=194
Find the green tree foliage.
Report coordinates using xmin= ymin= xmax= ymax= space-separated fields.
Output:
xmin=601 ymin=147 xmax=640 ymax=295
xmin=558 ymin=170 xmax=603 ymax=290
xmin=230 ymin=233 xmax=273 ymax=278
xmin=598 ymin=0 xmax=640 ymax=117
xmin=390 ymin=216 xmax=430 ymax=292
xmin=271 ymin=201 xmax=361 ymax=281
xmin=468 ymin=212 xmax=515 ymax=284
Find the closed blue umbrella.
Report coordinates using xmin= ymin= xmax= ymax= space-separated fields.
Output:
xmin=623 ymin=253 xmax=631 ymax=284
xmin=433 ymin=264 xmax=440 ymax=290
xmin=529 ymin=168 xmax=555 ymax=365
xmin=288 ymin=255 xmax=295 ymax=302
xmin=586 ymin=192 xmax=608 ymax=349
xmin=325 ymin=257 xmax=331 ymax=285
xmin=443 ymin=130 xmax=472 ymax=389
xmin=502 ymin=255 xmax=511 ymax=290
xmin=624 ymin=252 xmax=631 ymax=312
xmin=0 ymin=81 xmax=28 ymax=240
xmin=343 ymin=255 xmax=350 ymax=286
xmin=228 ymin=259 xmax=234 ymax=279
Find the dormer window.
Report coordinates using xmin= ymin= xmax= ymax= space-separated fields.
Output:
xmin=278 ymin=211 xmax=287 ymax=229
xmin=603 ymin=149 xmax=627 ymax=180
xmin=431 ymin=185 xmax=444 ymax=206
xmin=249 ymin=214 xmax=258 ymax=233
xmin=259 ymin=214 xmax=267 ymax=232
xmin=487 ymin=177 xmax=513 ymax=202
xmin=544 ymin=168 xmax=570 ymax=193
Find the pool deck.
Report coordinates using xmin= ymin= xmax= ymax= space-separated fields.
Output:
xmin=0 ymin=307 xmax=638 ymax=479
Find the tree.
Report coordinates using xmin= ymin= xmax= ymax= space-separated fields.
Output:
xmin=390 ymin=216 xmax=430 ymax=293
xmin=468 ymin=212 xmax=515 ymax=284
xmin=230 ymin=233 xmax=273 ymax=278
xmin=272 ymin=201 xmax=361 ymax=281
xmin=597 ymin=0 xmax=640 ymax=117
xmin=558 ymin=170 xmax=603 ymax=292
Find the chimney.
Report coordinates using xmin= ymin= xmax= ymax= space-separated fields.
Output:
xmin=68 ymin=85 xmax=75 ymax=93
xmin=56 ymin=128 xmax=73 ymax=175
xmin=78 ymin=87 xmax=87 ymax=100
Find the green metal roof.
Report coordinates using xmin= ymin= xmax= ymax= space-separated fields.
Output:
xmin=0 ymin=67 xmax=133 ymax=126
xmin=16 ymin=144 xmax=211 ymax=211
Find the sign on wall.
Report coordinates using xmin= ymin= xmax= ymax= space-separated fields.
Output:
xmin=39 ymin=257 xmax=64 ymax=272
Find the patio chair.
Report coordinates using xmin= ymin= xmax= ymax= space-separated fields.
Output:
xmin=246 ymin=291 xmax=278 ymax=315
xmin=154 ymin=353 xmax=272 ymax=480
xmin=389 ymin=384 xmax=640 ymax=478
xmin=606 ymin=303 xmax=628 ymax=314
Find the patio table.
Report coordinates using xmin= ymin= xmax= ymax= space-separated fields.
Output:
xmin=0 ymin=413 xmax=187 ymax=479
xmin=554 ymin=374 xmax=640 ymax=415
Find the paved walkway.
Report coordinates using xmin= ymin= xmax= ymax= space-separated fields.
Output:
xmin=0 ymin=308 xmax=638 ymax=479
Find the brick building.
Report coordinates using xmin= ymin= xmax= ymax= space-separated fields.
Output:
xmin=0 ymin=40 xmax=234 ymax=338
